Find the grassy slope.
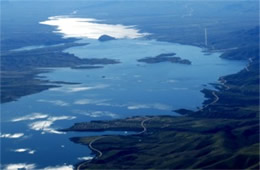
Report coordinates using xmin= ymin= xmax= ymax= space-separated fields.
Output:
xmin=70 ymin=118 xmax=259 ymax=169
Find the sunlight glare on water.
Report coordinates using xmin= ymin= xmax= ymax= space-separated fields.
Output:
xmin=40 ymin=16 xmax=150 ymax=39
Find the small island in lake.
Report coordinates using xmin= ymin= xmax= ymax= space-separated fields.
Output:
xmin=98 ymin=34 xmax=116 ymax=42
xmin=138 ymin=53 xmax=192 ymax=65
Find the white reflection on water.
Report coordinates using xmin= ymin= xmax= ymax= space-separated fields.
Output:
xmin=78 ymin=156 xmax=94 ymax=161
xmin=4 ymin=164 xmax=74 ymax=170
xmin=4 ymin=163 xmax=36 ymax=170
xmin=43 ymin=165 xmax=74 ymax=170
xmin=38 ymin=99 xmax=70 ymax=107
xmin=0 ymin=133 xmax=24 ymax=139
xmin=11 ymin=113 xmax=48 ymax=122
xmin=12 ymin=148 xmax=36 ymax=155
xmin=26 ymin=116 xmax=76 ymax=134
xmin=74 ymin=98 xmax=109 ymax=105
xmin=74 ymin=110 xmax=118 ymax=118
xmin=40 ymin=16 xmax=149 ymax=39
xmin=49 ymin=84 xmax=109 ymax=93
xmin=127 ymin=103 xmax=171 ymax=110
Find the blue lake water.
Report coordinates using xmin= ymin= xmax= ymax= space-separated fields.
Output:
xmin=1 ymin=23 xmax=247 ymax=170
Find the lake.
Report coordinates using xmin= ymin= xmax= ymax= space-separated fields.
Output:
xmin=1 ymin=16 xmax=246 ymax=169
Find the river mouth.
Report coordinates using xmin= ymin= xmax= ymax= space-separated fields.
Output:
xmin=1 ymin=16 xmax=246 ymax=169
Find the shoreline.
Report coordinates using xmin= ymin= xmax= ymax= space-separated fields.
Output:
xmin=62 ymin=44 xmax=259 ymax=169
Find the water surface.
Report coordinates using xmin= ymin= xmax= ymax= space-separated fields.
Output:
xmin=1 ymin=17 xmax=246 ymax=169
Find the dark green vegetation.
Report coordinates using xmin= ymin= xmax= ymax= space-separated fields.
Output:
xmin=138 ymin=53 xmax=191 ymax=65
xmin=69 ymin=116 xmax=259 ymax=169
xmin=64 ymin=117 xmax=146 ymax=132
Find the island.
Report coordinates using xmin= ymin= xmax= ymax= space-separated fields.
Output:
xmin=137 ymin=53 xmax=191 ymax=65
xmin=98 ymin=35 xmax=116 ymax=42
